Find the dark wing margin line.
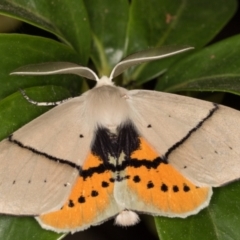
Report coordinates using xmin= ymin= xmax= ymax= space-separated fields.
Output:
xmin=8 ymin=135 xmax=82 ymax=172
xmin=163 ymin=103 xmax=219 ymax=161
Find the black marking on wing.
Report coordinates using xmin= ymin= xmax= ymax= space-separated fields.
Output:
xmin=173 ymin=185 xmax=179 ymax=192
xmin=68 ymin=200 xmax=74 ymax=207
xmin=161 ymin=183 xmax=168 ymax=192
xmin=133 ymin=175 xmax=141 ymax=183
xmin=81 ymin=121 xmax=166 ymax=179
xmin=183 ymin=184 xmax=190 ymax=192
xmin=163 ymin=103 xmax=219 ymax=161
xmin=127 ymin=157 xmax=167 ymax=169
xmin=91 ymin=122 xmax=140 ymax=162
xmin=78 ymin=196 xmax=85 ymax=203
xmin=101 ymin=181 xmax=109 ymax=187
xmin=91 ymin=190 xmax=99 ymax=197
xmin=82 ymin=104 xmax=219 ymax=180
xmin=8 ymin=103 xmax=219 ymax=185
xmin=8 ymin=135 xmax=81 ymax=172
xmin=147 ymin=181 xmax=154 ymax=189
xmin=81 ymin=163 xmax=115 ymax=179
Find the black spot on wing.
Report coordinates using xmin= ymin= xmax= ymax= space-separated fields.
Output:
xmin=102 ymin=181 xmax=109 ymax=188
xmin=133 ymin=175 xmax=141 ymax=183
xmin=161 ymin=183 xmax=168 ymax=192
xmin=68 ymin=200 xmax=74 ymax=207
xmin=70 ymin=180 xmax=113 ymax=206
xmin=91 ymin=190 xmax=99 ymax=197
xmin=173 ymin=186 xmax=179 ymax=192
xmin=78 ymin=196 xmax=85 ymax=203
xmin=109 ymin=178 xmax=115 ymax=183
xmin=147 ymin=181 xmax=154 ymax=189
xmin=183 ymin=184 xmax=190 ymax=192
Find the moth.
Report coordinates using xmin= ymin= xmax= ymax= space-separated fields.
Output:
xmin=0 ymin=46 xmax=240 ymax=233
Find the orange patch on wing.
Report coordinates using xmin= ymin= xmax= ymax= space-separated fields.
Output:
xmin=128 ymin=138 xmax=210 ymax=215
xmin=39 ymin=153 xmax=114 ymax=230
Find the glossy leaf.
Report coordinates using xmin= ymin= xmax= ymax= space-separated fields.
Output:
xmin=156 ymin=34 xmax=240 ymax=95
xmin=84 ymin=0 xmax=129 ymax=75
xmin=0 ymin=34 xmax=83 ymax=100
xmin=0 ymin=0 xmax=91 ymax=63
xmin=0 ymin=216 xmax=65 ymax=240
xmin=124 ymin=0 xmax=237 ymax=84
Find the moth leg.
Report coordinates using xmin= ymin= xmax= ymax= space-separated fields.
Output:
xmin=19 ymin=88 xmax=72 ymax=106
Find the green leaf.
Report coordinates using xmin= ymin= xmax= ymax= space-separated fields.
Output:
xmin=127 ymin=0 xmax=237 ymax=51
xmin=155 ymin=181 xmax=240 ymax=240
xmin=0 ymin=0 xmax=91 ymax=63
xmin=0 ymin=34 xmax=83 ymax=100
xmin=0 ymin=216 xmax=65 ymax=240
xmin=156 ymin=34 xmax=240 ymax=95
xmin=125 ymin=0 xmax=237 ymax=84
xmin=84 ymin=0 xmax=129 ymax=75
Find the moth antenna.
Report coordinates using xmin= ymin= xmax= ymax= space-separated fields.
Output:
xmin=109 ymin=45 xmax=194 ymax=80
xmin=11 ymin=62 xmax=100 ymax=82
xmin=19 ymin=88 xmax=71 ymax=106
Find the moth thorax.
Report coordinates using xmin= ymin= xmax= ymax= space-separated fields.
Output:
xmin=86 ymin=85 xmax=129 ymax=128
xmin=115 ymin=210 xmax=140 ymax=226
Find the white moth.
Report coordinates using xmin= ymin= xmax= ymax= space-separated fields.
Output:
xmin=0 ymin=45 xmax=239 ymax=233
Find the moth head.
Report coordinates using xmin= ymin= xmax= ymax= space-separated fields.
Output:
xmin=95 ymin=76 xmax=114 ymax=87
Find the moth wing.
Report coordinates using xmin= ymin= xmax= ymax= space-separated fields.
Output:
xmin=37 ymin=153 xmax=120 ymax=233
xmin=128 ymin=90 xmax=240 ymax=187
xmin=114 ymin=136 xmax=212 ymax=218
xmin=0 ymin=96 xmax=93 ymax=215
